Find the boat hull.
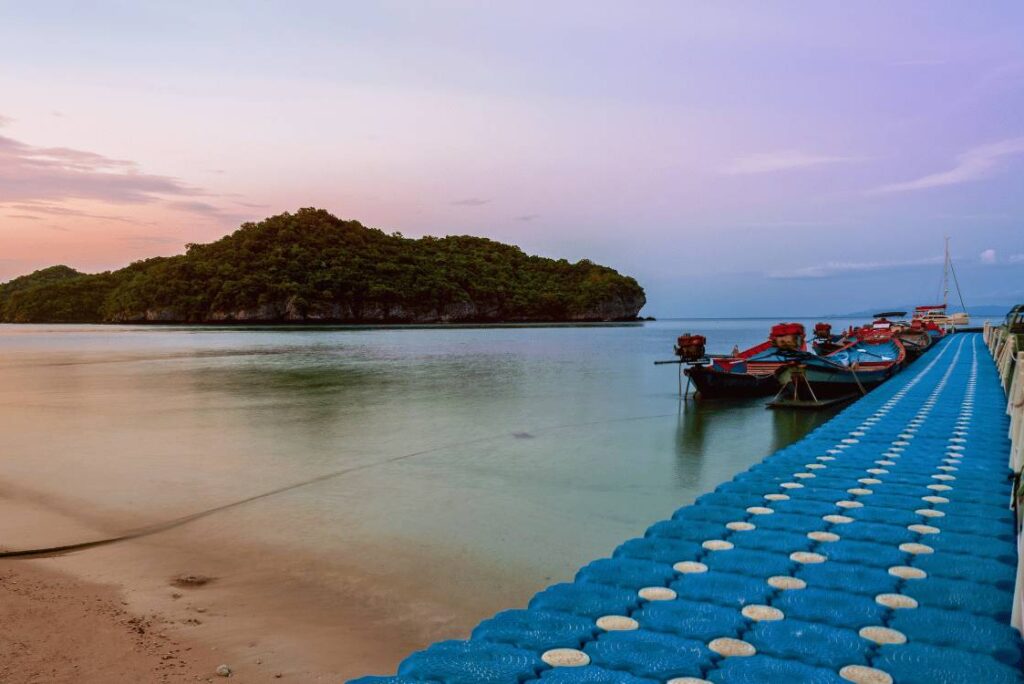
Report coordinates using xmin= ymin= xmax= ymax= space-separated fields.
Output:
xmin=896 ymin=331 xmax=931 ymax=360
xmin=685 ymin=365 xmax=780 ymax=399
xmin=776 ymin=362 xmax=900 ymax=400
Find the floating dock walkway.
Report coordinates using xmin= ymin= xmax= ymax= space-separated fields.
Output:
xmin=352 ymin=333 xmax=1023 ymax=684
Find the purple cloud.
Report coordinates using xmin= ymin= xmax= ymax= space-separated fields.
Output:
xmin=3 ymin=201 xmax=150 ymax=224
xmin=767 ymin=256 xmax=944 ymax=280
xmin=0 ymin=133 xmax=202 ymax=205
xmin=871 ymin=137 xmax=1024 ymax=194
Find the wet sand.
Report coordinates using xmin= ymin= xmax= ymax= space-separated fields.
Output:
xmin=0 ymin=486 xmax=486 ymax=682
xmin=0 ymin=561 xmax=217 ymax=684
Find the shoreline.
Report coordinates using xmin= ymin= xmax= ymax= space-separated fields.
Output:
xmin=0 ymin=482 xmax=515 ymax=682
xmin=0 ymin=319 xmax=650 ymax=328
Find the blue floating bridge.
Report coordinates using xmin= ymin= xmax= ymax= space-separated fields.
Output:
xmin=350 ymin=334 xmax=1023 ymax=684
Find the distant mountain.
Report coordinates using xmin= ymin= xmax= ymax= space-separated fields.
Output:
xmin=0 ymin=208 xmax=646 ymax=324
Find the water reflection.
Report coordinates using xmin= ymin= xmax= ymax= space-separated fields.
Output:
xmin=769 ymin=404 xmax=839 ymax=453
xmin=0 ymin=319 xmax=850 ymax=608
xmin=672 ymin=394 xmax=838 ymax=492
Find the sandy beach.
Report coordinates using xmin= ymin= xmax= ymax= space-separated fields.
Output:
xmin=0 ymin=561 xmax=218 ymax=683
xmin=0 ymin=485 xmax=479 ymax=683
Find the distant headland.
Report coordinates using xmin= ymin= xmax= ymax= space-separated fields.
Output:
xmin=0 ymin=208 xmax=646 ymax=324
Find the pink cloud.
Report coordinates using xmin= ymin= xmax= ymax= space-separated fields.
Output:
xmin=0 ymin=133 xmax=202 ymax=205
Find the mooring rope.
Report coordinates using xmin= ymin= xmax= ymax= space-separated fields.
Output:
xmin=0 ymin=410 xmax=683 ymax=559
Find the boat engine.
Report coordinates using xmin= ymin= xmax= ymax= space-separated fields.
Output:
xmin=813 ymin=322 xmax=832 ymax=340
xmin=770 ymin=322 xmax=806 ymax=351
xmin=674 ymin=333 xmax=707 ymax=362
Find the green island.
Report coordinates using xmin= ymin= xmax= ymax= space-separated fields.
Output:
xmin=0 ymin=208 xmax=646 ymax=324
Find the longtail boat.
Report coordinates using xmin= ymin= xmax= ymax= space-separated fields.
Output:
xmin=863 ymin=315 xmax=931 ymax=362
xmin=682 ymin=323 xmax=807 ymax=399
xmin=894 ymin=319 xmax=932 ymax=360
xmin=811 ymin=321 xmax=847 ymax=356
xmin=772 ymin=327 xmax=906 ymax=405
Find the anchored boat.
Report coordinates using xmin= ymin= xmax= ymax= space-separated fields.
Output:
xmin=811 ymin=321 xmax=849 ymax=356
xmin=682 ymin=323 xmax=808 ymax=399
xmin=894 ymin=319 xmax=933 ymax=360
xmin=770 ymin=327 xmax=906 ymax=407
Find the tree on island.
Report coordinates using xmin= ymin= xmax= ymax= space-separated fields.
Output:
xmin=0 ymin=208 xmax=646 ymax=324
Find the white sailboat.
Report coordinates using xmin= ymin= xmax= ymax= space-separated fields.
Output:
xmin=912 ymin=237 xmax=969 ymax=330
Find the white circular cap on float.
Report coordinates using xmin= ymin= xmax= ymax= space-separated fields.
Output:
xmin=596 ymin=615 xmax=639 ymax=631
xmin=908 ymin=524 xmax=940 ymax=535
xmin=764 ymin=493 xmax=789 ymax=501
xmin=542 ymin=648 xmax=590 ymax=667
xmin=823 ymin=514 xmax=854 ymax=524
xmin=840 ymin=664 xmax=894 ymax=684
xmin=847 ymin=488 xmax=873 ymax=496
xmin=638 ymin=586 xmax=677 ymax=601
xmin=790 ymin=551 xmax=827 ymax=564
xmin=726 ymin=521 xmax=755 ymax=531
xmin=767 ymin=575 xmax=806 ymax=590
xmin=922 ymin=495 xmax=949 ymax=504
xmin=747 ymin=506 xmax=774 ymax=515
xmin=702 ymin=539 xmax=734 ymax=551
xmin=674 ymin=561 xmax=708 ymax=574
xmin=741 ymin=604 xmax=784 ymax=621
xmin=875 ymin=594 xmax=918 ymax=609
xmin=888 ymin=565 xmax=927 ymax=580
xmin=858 ymin=626 xmax=907 ymax=645
xmin=899 ymin=542 xmax=934 ymax=555
xmin=915 ymin=508 xmax=944 ymax=518
xmin=708 ymin=637 xmax=756 ymax=657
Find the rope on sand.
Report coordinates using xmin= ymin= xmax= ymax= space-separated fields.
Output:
xmin=0 ymin=411 xmax=682 ymax=559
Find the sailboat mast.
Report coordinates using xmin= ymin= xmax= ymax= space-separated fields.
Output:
xmin=943 ymin=236 xmax=949 ymax=309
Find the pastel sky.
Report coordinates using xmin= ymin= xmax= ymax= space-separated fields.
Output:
xmin=2 ymin=1 xmax=1023 ymax=316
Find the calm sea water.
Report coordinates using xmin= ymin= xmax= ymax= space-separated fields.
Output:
xmin=0 ymin=319 xmax=855 ymax=622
